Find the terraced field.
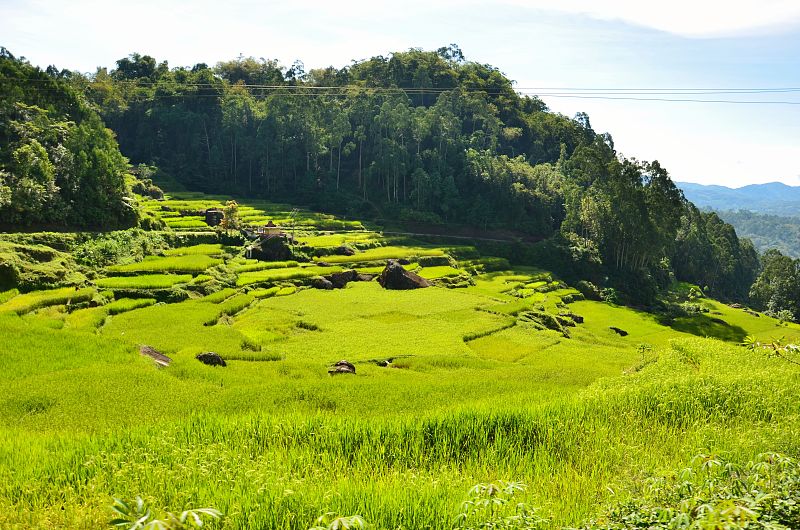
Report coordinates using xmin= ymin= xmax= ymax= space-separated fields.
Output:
xmin=1 ymin=191 xmax=800 ymax=529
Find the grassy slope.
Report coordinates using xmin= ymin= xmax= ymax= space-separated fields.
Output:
xmin=1 ymin=191 xmax=800 ymax=529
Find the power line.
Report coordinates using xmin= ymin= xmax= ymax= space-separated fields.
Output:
xmin=7 ymin=77 xmax=800 ymax=105
xmin=525 ymin=93 xmax=800 ymax=105
xmin=8 ymin=76 xmax=800 ymax=93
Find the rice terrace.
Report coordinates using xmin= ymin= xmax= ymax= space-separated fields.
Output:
xmin=2 ymin=6 xmax=800 ymax=529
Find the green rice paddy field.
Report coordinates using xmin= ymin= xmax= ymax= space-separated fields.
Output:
xmin=1 ymin=192 xmax=800 ymax=529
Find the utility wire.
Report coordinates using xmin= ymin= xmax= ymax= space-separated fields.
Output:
xmin=7 ymin=77 xmax=800 ymax=105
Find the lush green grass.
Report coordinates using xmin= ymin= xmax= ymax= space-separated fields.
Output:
xmin=297 ymin=232 xmax=380 ymax=248
xmin=4 ymin=192 xmax=800 ymax=529
xmin=0 ymin=287 xmax=95 ymax=315
xmin=64 ymin=298 xmax=157 ymax=330
xmin=418 ymin=265 xmax=463 ymax=279
xmin=237 ymin=265 xmax=344 ymax=286
xmin=94 ymin=274 xmax=193 ymax=289
xmin=107 ymin=255 xmax=222 ymax=274
xmin=163 ymin=244 xmax=225 ymax=256
xmin=313 ymin=246 xmax=445 ymax=264
xmin=1 ymin=307 xmax=798 ymax=528
xmin=231 ymin=259 xmax=299 ymax=273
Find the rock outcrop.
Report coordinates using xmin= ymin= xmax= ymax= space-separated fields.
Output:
xmin=377 ymin=260 xmax=430 ymax=290
xmin=196 ymin=351 xmax=227 ymax=367
xmin=328 ymin=359 xmax=356 ymax=375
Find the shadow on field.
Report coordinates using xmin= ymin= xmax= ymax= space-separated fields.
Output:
xmin=670 ymin=314 xmax=748 ymax=343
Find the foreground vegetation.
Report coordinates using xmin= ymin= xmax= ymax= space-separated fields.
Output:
xmin=1 ymin=189 xmax=799 ymax=529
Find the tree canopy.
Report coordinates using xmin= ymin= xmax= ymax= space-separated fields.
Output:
xmin=0 ymin=48 xmax=135 ymax=229
xmin=0 ymin=45 xmax=775 ymax=306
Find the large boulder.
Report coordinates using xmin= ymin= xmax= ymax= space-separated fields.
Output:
xmin=196 ymin=351 xmax=227 ymax=367
xmin=204 ymin=208 xmax=224 ymax=227
xmin=332 ymin=245 xmax=356 ymax=256
xmin=312 ymin=277 xmax=334 ymax=290
xmin=328 ymin=359 xmax=356 ymax=375
xmin=247 ymin=236 xmax=293 ymax=261
xmin=378 ymin=260 xmax=430 ymax=290
xmin=326 ymin=270 xmax=357 ymax=289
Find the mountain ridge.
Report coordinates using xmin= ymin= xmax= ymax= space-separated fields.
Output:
xmin=677 ymin=181 xmax=800 ymax=217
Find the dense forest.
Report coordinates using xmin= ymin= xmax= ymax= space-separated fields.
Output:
xmin=0 ymin=48 xmax=135 ymax=229
xmin=717 ymin=210 xmax=800 ymax=259
xmin=2 ymin=45 xmax=796 ymax=316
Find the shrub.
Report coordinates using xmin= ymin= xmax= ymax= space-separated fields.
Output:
xmin=581 ymin=453 xmax=800 ymax=529
xmin=575 ymin=280 xmax=601 ymax=301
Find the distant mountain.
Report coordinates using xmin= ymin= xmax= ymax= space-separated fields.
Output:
xmin=676 ymin=182 xmax=800 ymax=257
xmin=677 ymin=182 xmax=800 ymax=217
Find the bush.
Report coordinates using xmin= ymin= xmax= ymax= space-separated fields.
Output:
xmin=582 ymin=453 xmax=800 ymax=529
xmin=575 ymin=280 xmax=601 ymax=301
xmin=600 ymin=287 xmax=619 ymax=304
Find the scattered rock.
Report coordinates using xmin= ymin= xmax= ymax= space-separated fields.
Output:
xmin=328 ymin=359 xmax=356 ymax=375
xmin=196 ymin=351 xmax=227 ymax=367
xmin=356 ymin=273 xmax=375 ymax=282
xmin=559 ymin=311 xmax=584 ymax=324
xmin=609 ymin=326 xmax=629 ymax=337
xmin=246 ymin=236 xmax=294 ymax=261
xmin=730 ymin=303 xmax=743 ymax=309
xmin=326 ymin=270 xmax=357 ymax=289
xmin=312 ymin=277 xmax=334 ymax=290
xmin=204 ymin=208 xmax=224 ymax=227
xmin=139 ymin=345 xmax=172 ymax=367
xmin=378 ymin=260 xmax=431 ymax=290
xmin=332 ymin=245 xmax=356 ymax=256
xmin=744 ymin=309 xmax=760 ymax=317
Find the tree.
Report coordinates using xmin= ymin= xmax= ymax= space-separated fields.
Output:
xmin=220 ymin=200 xmax=241 ymax=232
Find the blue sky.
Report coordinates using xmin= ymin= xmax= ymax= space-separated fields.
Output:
xmin=3 ymin=0 xmax=800 ymax=187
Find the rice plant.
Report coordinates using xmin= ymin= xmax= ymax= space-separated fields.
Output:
xmin=107 ymin=255 xmax=222 ymax=274
xmin=95 ymin=274 xmax=193 ymax=289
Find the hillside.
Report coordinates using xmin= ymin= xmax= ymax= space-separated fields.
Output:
xmin=717 ymin=210 xmax=800 ymax=258
xmin=1 ymin=188 xmax=800 ymax=528
xmin=2 ymin=45 xmax=800 ymax=529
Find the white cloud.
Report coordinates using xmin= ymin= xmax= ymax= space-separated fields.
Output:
xmin=495 ymin=0 xmax=800 ymax=37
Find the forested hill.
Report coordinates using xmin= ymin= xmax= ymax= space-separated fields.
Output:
xmin=1 ymin=46 xmax=763 ymax=304
xmin=678 ymin=181 xmax=800 ymax=217
xmin=0 ymin=49 xmax=135 ymax=229
xmin=677 ymin=182 xmax=800 ymax=258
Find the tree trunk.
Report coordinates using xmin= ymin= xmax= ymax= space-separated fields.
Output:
xmin=336 ymin=141 xmax=342 ymax=191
